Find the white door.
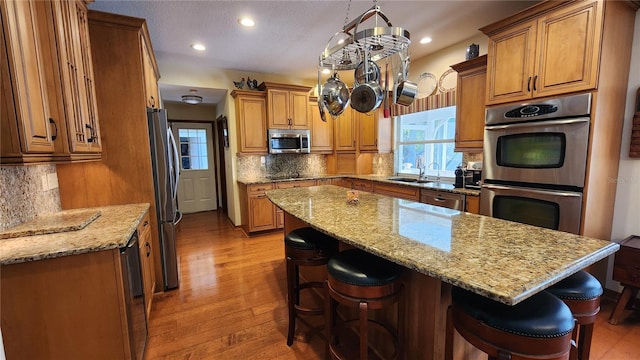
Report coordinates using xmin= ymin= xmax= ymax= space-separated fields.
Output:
xmin=171 ymin=123 xmax=217 ymax=213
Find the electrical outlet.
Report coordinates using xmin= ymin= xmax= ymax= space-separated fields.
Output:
xmin=260 ymin=156 xmax=265 ymax=165
xmin=47 ymin=172 xmax=59 ymax=189
xmin=41 ymin=175 xmax=49 ymax=191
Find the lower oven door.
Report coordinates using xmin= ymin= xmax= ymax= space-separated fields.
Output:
xmin=480 ymin=183 xmax=582 ymax=234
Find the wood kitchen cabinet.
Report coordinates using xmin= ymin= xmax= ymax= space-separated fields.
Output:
xmin=1 ymin=249 xmax=141 ymax=360
xmin=334 ymin=109 xmax=357 ymax=151
xmin=260 ymin=82 xmax=312 ymax=130
xmin=451 ymin=55 xmax=487 ymax=152
xmin=420 ymin=189 xmax=465 ymax=211
xmin=138 ymin=210 xmax=155 ymax=319
xmin=309 ymin=97 xmax=333 ymax=153
xmin=358 ymin=108 xmax=392 ymax=153
xmin=231 ymin=89 xmax=268 ymax=154
xmin=481 ymin=0 xmax=603 ymax=105
xmin=465 ymin=194 xmax=480 ymax=214
xmin=56 ymin=10 xmax=164 ymax=289
xmin=373 ymin=182 xmax=420 ymax=201
xmin=142 ymin=37 xmax=160 ymax=108
xmin=1 ymin=0 xmax=102 ymax=164
xmin=351 ymin=179 xmax=373 ymax=192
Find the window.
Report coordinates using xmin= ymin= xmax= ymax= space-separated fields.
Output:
xmin=395 ymin=106 xmax=462 ymax=179
xmin=178 ymin=129 xmax=208 ymax=170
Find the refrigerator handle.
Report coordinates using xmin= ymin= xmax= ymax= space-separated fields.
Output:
xmin=167 ymin=129 xmax=180 ymax=200
xmin=174 ymin=210 xmax=183 ymax=225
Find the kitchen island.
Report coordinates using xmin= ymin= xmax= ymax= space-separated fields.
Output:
xmin=266 ymin=185 xmax=619 ymax=359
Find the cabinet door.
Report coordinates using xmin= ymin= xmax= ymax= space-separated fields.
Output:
xmin=309 ymin=99 xmax=333 ymax=152
xmin=52 ymin=0 xmax=101 ymax=153
xmin=138 ymin=214 xmax=155 ymax=319
xmin=534 ymin=0 xmax=602 ymax=98
xmin=267 ymin=89 xmax=290 ymax=129
xmin=334 ymin=109 xmax=356 ymax=151
xmin=453 ymin=56 xmax=487 ymax=152
xmin=249 ymin=194 xmax=276 ymax=231
xmin=486 ymin=19 xmax=537 ymax=105
xmin=237 ymin=96 xmax=267 ymax=153
xmin=358 ymin=111 xmax=378 ymax=151
xmin=0 ymin=0 xmax=55 ymax=155
xmin=141 ymin=37 xmax=159 ymax=108
xmin=289 ymin=90 xmax=309 ymax=129
xmin=465 ymin=195 xmax=480 ymax=214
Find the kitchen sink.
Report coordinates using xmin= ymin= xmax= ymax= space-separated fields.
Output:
xmin=387 ymin=177 xmax=433 ymax=184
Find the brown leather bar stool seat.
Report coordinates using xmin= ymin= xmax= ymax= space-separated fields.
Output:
xmin=547 ymin=270 xmax=603 ymax=360
xmin=285 ymin=227 xmax=339 ymax=346
xmin=325 ymin=249 xmax=404 ymax=360
xmin=446 ymin=287 xmax=575 ymax=360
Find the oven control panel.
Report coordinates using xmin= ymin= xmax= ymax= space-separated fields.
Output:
xmin=505 ymin=104 xmax=558 ymax=118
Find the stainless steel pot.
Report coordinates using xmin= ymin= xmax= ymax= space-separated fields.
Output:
xmin=353 ymin=60 xmax=380 ymax=86
xmin=395 ymin=80 xmax=418 ymax=106
xmin=321 ymin=73 xmax=350 ymax=117
xmin=351 ymin=81 xmax=383 ymax=113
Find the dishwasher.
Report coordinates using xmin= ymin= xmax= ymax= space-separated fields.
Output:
xmin=120 ymin=231 xmax=147 ymax=360
xmin=420 ymin=189 xmax=465 ymax=210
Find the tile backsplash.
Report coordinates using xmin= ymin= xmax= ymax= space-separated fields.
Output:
xmin=0 ymin=165 xmax=61 ymax=231
xmin=237 ymin=154 xmax=327 ymax=180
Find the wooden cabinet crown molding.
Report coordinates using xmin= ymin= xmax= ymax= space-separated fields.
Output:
xmin=479 ymin=0 xmax=575 ymax=35
xmin=258 ymin=82 xmax=313 ymax=93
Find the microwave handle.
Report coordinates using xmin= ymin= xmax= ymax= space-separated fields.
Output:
xmin=485 ymin=117 xmax=589 ymax=130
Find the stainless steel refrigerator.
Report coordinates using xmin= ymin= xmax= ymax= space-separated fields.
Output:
xmin=147 ymin=108 xmax=181 ymax=290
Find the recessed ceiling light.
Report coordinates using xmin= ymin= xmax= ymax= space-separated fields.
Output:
xmin=321 ymin=68 xmax=331 ymax=74
xmin=191 ymin=43 xmax=206 ymax=51
xmin=419 ymin=37 xmax=432 ymax=45
xmin=238 ymin=17 xmax=255 ymax=27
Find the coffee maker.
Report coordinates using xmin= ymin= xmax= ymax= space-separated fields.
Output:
xmin=464 ymin=161 xmax=483 ymax=189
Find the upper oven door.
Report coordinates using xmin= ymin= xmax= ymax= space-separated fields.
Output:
xmin=483 ymin=117 xmax=590 ymax=188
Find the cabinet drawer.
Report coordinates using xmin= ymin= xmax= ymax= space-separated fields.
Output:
xmin=373 ymin=183 xmax=420 ymax=201
xmin=275 ymin=180 xmax=316 ymax=189
xmin=613 ymin=263 xmax=640 ymax=287
xmin=248 ymin=183 xmax=274 ymax=194
xmin=137 ymin=211 xmax=151 ymax=237
xmin=316 ymin=178 xmax=332 ymax=186
xmin=352 ymin=179 xmax=372 ymax=192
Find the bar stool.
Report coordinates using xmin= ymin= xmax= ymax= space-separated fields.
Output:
xmin=285 ymin=227 xmax=338 ymax=346
xmin=547 ymin=270 xmax=603 ymax=360
xmin=325 ymin=249 xmax=404 ymax=360
xmin=445 ymin=287 xmax=575 ymax=360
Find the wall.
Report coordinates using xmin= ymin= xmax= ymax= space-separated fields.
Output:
xmin=156 ymin=56 xmax=316 ymax=226
xmin=607 ymin=10 xmax=640 ymax=291
xmin=164 ymin=102 xmax=216 ymax=121
xmin=0 ymin=165 xmax=61 ymax=231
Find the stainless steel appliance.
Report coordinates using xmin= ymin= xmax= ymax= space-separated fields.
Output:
xmin=147 ymin=108 xmax=181 ymax=290
xmin=268 ymin=129 xmax=310 ymax=154
xmin=481 ymin=93 xmax=591 ymax=234
xmin=120 ymin=231 xmax=147 ymax=360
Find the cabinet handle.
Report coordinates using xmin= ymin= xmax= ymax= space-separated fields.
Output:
xmin=143 ymin=220 xmax=149 ymax=227
xmin=150 ymin=96 xmax=156 ymax=108
xmin=532 ymin=75 xmax=538 ymax=91
xmin=434 ymin=196 xmax=446 ymax=202
xmin=527 ymin=76 xmax=532 ymax=92
xmin=256 ymin=195 xmax=266 ymax=198
xmin=85 ymin=124 xmax=96 ymax=143
xmin=49 ymin=118 xmax=58 ymax=141
xmin=145 ymin=242 xmax=151 ymax=257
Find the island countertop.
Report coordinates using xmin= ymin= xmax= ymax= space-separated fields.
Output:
xmin=266 ymin=185 xmax=618 ymax=305
xmin=0 ymin=204 xmax=150 ymax=265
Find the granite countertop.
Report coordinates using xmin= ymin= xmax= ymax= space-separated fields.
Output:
xmin=0 ymin=203 xmax=150 ymax=265
xmin=237 ymin=174 xmax=481 ymax=196
xmin=265 ymin=185 xmax=618 ymax=305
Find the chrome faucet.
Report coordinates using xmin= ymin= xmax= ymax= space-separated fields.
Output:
xmin=418 ymin=166 xmax=426 ymax=180
xmin=427 ymin=162 xmax=440 ymax=182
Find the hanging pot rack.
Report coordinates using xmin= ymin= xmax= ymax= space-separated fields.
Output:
xmin=319 ymin=5 xmax=411 ymax=71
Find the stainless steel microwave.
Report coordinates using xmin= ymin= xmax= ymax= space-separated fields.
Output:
xmin=268 ymin=129 xmax=310 ymax=154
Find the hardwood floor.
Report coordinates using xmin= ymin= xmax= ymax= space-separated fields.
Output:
xmin=145 ymin=211 xmax=640 ymax=359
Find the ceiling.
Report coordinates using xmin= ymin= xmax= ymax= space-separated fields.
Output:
xmin=88 ymin=0 xmax=540 ymax=105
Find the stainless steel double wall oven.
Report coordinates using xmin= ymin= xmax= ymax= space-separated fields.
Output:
xmin=480 ymin=93 xmax=592 ymax=234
